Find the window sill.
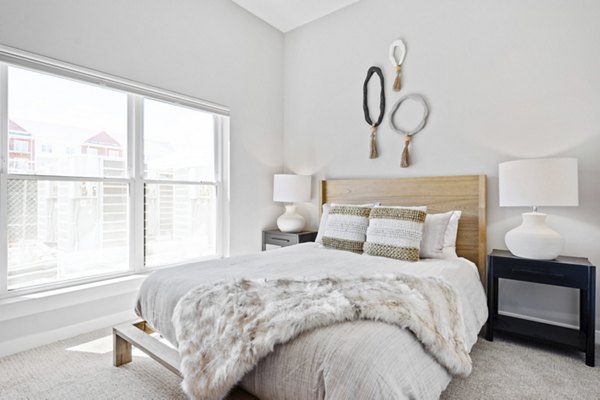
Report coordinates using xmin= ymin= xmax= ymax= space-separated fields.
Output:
xmin=0 ymin=274 xmax=146 ymax=323
xmin=0 ymin=254 xmax=223 ymax=322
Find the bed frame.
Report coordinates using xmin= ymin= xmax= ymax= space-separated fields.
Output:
xmin=113 ymin=174 xmax=487 ymax=394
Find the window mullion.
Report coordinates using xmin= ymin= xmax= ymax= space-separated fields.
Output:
xmin=0 ymin=64 xmax=8 ymax=293
xmin=217 ymin=115 xmax=230 ymax=258
xmin=132 ymin=96 xmax=144 ymax=272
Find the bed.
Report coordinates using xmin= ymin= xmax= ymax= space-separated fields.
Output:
xmin=114 ymin=175 xmax=488 ymax=400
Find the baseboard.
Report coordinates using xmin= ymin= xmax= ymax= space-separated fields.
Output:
xmin=0 ymin=309 xmax=136 ymax=358
xmin=499 ymin=310 xmax=600 ymax=344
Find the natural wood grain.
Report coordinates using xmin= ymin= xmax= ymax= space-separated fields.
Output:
xmin=113 ymin=321 xmax=182 ymax=377
xmin=113 ymin=330 xmax=132 ymax=367
xmin=320 ymin=175 xmax=487 ymax=283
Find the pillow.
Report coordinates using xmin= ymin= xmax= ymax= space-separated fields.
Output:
xmin=420 ymin=210 xmax=462 ymax=259
xmin=315 ymin=203 xmax=331 ymax=244
xmin=363 ymin=206 xmax=427 ymax=261
xmin=321 ymin=204 xmax=373 ymax=253
xmin=442 ymin=210 xmax=462 ymax=258
xmin=316 ymin=203 xmax=377 ymax=244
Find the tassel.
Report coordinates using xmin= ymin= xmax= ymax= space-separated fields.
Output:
xmin=393 ymin=65 xmax=402 ymax=92
xmin=400 ymin=135 xmax=411 ymax=167
xmin=370 ymin=127 xmax=378 ymax=159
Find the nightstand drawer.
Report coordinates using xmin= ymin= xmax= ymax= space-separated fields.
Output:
xmin=264 ymin=232 xmax=299 ymax=246
xmin=261 ymin=230 xmax=317 ymax=251
xmin=492 ymin=256 xmax=586 ymax=288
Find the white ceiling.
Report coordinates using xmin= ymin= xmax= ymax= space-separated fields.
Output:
xmin=231 ymin=0 xmax=360 ymax=33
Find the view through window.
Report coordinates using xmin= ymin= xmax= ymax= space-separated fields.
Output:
xmin=143 ymin=99 xmax=218 ymax=267
xmin=1 ymin=63 xmax=227 ymax=291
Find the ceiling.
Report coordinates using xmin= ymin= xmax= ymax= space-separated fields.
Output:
xmin=231 ymin=0 xmax=360 ymax=32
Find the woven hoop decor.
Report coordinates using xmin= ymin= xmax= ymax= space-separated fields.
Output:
xmin=362 ymin=66 xmax=385 ymax=159
xmin=388 ymin=94 xmax=430 ymax=168
xmin=389 ymin=39 xmax=407 ymax=92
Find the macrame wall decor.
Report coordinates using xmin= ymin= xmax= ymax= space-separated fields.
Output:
xmin=389 ymin=39 xmax=407 ymax=92
xmin=389 ymin=94 xmax=430 ymax=168
xmin=362 ymin=66 xmax=386 ymax=159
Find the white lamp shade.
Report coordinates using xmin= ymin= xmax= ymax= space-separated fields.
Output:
xmin=499 ymin=158 xmax=578 ymax=207
xmin=273 ymin=174 xmax=311 ymax=203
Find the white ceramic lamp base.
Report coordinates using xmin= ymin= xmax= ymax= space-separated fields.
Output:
xmin=505 ymin=212 xmax=563 ymax=260
xmin=277 ymin=204 xmax=305 ymax=233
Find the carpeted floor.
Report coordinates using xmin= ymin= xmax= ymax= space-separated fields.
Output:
xmin=0 ymin=326 xmax=598 ymax=399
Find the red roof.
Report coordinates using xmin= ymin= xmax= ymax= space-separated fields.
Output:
xmin=8 ymin=120 xmax=29 ymax=133
xmin=84 ymin=131 xmax=121 ymax=147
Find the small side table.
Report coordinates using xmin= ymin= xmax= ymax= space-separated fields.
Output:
xmin=486 ymin=249 xmax=596 ymax=367
xmin=262 ymin=230 xmax=317 ymax=251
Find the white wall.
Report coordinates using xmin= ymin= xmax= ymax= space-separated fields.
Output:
xmin=283 ymin=0 xmax=600 ymax=330
xmin=0 ymin=0 xmax=284 ymax=355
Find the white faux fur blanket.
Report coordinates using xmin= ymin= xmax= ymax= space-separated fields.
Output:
xmin=172 ymin=274 xmax=472 ymax=400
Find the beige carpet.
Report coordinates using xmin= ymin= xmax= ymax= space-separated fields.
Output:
xmin=0 ymin=326 xmax=598 ymax=399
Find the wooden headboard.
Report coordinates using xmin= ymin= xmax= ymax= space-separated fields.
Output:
xmin=320 ymin=175 xmax=487 ymax=282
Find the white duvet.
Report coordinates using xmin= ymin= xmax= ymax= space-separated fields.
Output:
xmin=136 ymin=243 xmax=488 ymax=400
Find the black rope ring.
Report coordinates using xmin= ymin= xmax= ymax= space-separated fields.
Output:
xmin=363 ymin=66 xmax=385 ymax=127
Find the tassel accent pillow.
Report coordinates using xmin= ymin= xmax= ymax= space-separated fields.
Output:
xmin=364 ymin=206 xmax=427 ymax=261
xmin=321 ymin=205 xmax=373 ymax=253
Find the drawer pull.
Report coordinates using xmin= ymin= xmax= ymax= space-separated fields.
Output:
xmin=512 ymin=268 xmax=564 ymax=279
xmin=270 ymin=237 xmax=290 ymax=243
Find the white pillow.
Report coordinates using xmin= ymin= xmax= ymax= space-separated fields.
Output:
xmin=316 ymin=203 xmax=378 ymax=244
xmin=420 ymin=210 xmax=462 ymax=259
xmin=442 ymin=210 xmax=462 ymax=258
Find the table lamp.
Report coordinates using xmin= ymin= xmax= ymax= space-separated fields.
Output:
xmin=498 ymin=158 xmax=578 ymax=260
xmin=273 ymin=174 xmax=311 ymax=232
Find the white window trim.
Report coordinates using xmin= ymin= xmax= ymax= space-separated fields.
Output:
xmin=0 ymin=45 xmax=229 ymax=117
xmin=0 ymin=64 xmax=8 ymax=294
xmin=0 ymin=45 xmax=230 ymax=299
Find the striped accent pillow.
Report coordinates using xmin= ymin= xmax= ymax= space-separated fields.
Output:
xmin=321 ymin=205 xmax=372 ymax=253
xmin=363 ymin=206 xmax=427 ymax=261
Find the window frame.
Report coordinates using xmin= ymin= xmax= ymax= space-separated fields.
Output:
xmin=0 ymin=46 xmax=230 ymax=297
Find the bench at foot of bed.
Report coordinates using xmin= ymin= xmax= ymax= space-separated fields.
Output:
xmin=113 ymin=320 xmax=182 ymax=377
xmin=112 ymin=320 xmax=260 ymax=400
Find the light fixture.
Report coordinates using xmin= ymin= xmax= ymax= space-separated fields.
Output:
xmin=273 ymin=174 xmax=311 ymax=233
xmin=498 ymin=158 xmax=578 ymax=260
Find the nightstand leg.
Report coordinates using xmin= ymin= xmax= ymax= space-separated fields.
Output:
xmin=585 ymin=269 xmax=596 ymax=367
xmin=580 ymin=289 xmax=588 ymax=333
xmin=492 ymin=277 xmax=499 ymax=316
xmin=486 ymin=256 xmax=494 ymax=341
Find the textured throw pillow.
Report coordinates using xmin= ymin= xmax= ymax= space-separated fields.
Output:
xmin=316 ymin=203 xmax=378 ymax=244
xmin=321 ymin=204 xmax=373 ymax=253
xmin=363 ymin=206 xmax=427 ymax=261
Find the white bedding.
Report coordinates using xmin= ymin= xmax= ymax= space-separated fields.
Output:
xmin=136 ymin=243 xmax=488 ymax=400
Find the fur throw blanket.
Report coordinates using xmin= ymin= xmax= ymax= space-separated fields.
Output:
xmin=172 ymin=274 xmax=472 ymax=400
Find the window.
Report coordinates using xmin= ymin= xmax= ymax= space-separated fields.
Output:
xmin=12 ymin=139 xmax=29 ymax=152
xmin=0 ymin=54 xmax=229 ymax=294
xmin=143 ymin=99 xmax=217 ymax=266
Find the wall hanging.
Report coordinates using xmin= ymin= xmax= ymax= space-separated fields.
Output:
xmin=362 ymin=66 xmax=385 ymax=159
xmin=389 ymin=39 xmax=407 ymax=92
xmin=389 ymin=94 xmax=430 ymax=168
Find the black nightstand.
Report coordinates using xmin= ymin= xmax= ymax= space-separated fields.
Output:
xmin=261 ymin=230 xmax=317 ymax=251
xmin=486 ymin=249 xmax=596 ymax=366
